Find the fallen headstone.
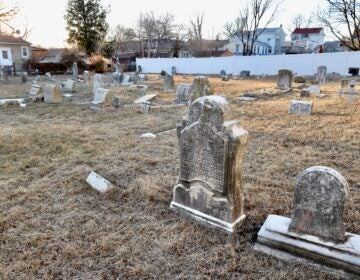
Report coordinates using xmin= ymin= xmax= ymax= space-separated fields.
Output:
xmin=134 ymin=94 xmax=157 ymax=104
xmin=237 ymin=96 xmax=257 ymax=101
xmin=140 ymin=133 xmax=156 ymax=138
xmin=288 ymin=100 xmax=312 ymax=115
xmin=86 ymin=171 xmax=114 ymax=193
xmin=0 ymin=98 xmax=25 ymax=106
xmin=255 ymin=166 xmax=360 ymax=278
xmin=170 ymin=95 xmax=249 ymax=233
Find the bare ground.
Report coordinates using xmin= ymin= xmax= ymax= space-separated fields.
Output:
xmin=0 ymin=74 xmax=359 ymax=279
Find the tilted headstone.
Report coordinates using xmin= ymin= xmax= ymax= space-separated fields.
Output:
xmin=288 ymin=100 xmax=312 ymax=115
xmin=121 ymin=75 xmax=131 ymax=85
xmin=315 ymin=65 xmax=327 ymax=84
xmin=44 ymin=84 xmax=62 ymax=104
xmin=29 ymin=84 xmax=42 ymax=96
xmin=255 ymin=167 xmax=360 ymax=277
xmin=289 ymin=166 xmax=349 ymax=242
xmin=170 ymin=96 xmax=249 ymax=232
xmin=21 ymin=72 xmax=28 ymax=83
xmin=72 ymin=62 xmax=78 ymax=80
xmin=134 ymin=94 xmax=157 ymax=104
xmin=93 ymin=74 xmax=103 ymax=96
xmin=277 ymin=69 xmax=293 ymax=90
xmin=175 ymin=84 xmax=192 ymax=104
xmin=163 ymin=74 xmax=174 ymax=92
xmin=64 ymin=79 xmax=75 ymax=92
xmin=91 ymin=88 xmax=113 ymax=110
xmin=188 ymin=76 xmax=214 ymax=105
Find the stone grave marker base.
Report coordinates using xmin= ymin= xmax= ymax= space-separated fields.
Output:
xmin=170 ymin=201 xmax=246 ymax=233
xmin=255 ymin=215 xmax=360 ymax=279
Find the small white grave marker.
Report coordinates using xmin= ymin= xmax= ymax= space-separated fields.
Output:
xmin=86 ymin=171 xmax=113 ymax=193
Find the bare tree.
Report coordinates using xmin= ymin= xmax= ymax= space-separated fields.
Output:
xmin=288 ymin=14 xmax=313 ymax=33
xmin=110 ymin=25 xmax=136 ymax=54
xmin=224 ymin=0 xmax=282 ymax=56
xmin=188 ymin=13 xmax=204 ymax=53
xmin=317 ymin=0 xmax=360 ymax=50
xmin=0 ymin=1 xmax=18 ymax=35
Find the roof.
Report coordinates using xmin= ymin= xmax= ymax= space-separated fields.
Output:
xmin=292 ymin=28 xmax=323 ymax=35
xmin=31 ymin=46 xmax=48 ymax=51
xmin=0 ymin=35 xmax=31 ymax=45
xmin=256 ymin=27 xmax=283 ymax=34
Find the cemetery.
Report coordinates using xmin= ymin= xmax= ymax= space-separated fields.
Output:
xmin=0 ymin=67 xmax=359 ymax=279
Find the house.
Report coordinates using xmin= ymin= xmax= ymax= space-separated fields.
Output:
xmin=0 ymin=35 xmax=31 ymax=71
xmin=286 ymin=27 xmax=325 ymax=53
xmin=225 ymin=26 xmax=286 ymax=55
xmin=31 ymin=46 xmax=48 ymax=60
xmin=38 ymin=48 xmax=66 ymax=63
xmin=185 ymin=39 xmax=230 ymax=57
xmin=323 ymin=41 xmax=348 ymax=53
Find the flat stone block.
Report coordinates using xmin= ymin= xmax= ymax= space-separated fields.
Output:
xmin=288 ymin=100 xmax=312 ymax=115
xmin=86 ymin=171 xmax=113 ymax=193
xmin=255 ymin=215 xmax=360 ymax=279
xmin=134 ymin=94 xmax=157 ymax=104
xmin=170 ymin=201 xmax=246 ymax=233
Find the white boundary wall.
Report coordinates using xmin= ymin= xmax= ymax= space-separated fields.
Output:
xmin=136 ymin=52 xmax=360 ymax=76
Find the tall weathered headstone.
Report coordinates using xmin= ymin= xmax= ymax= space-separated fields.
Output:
xmin=44 ymin=84 xmax=62 ymax=103
xmin=113 ymin=62 xmax=123 ymax=83
xmin=0 ymin=66 xmax=8 ymax=81
xmin=93 ymin=74 xmax=103 ymax=96
xmin=21 ymin=72 xmax=28 ymax=83
xmin=277 ymin=69 xmax=293 ymax=90
xmin=175 ymin=84 xmax=192 ymax=104
xmin=255 ymin=167 xmax=360 ymax=277
xmin=72 ymin=62 xmax=78 ymax=81
xmin=164 ymin=73 xmax=174 ymax=92
xmin=83 ymin=71 xmax=91 ymax=85
xmin=170 ymin=96 xmax=249 ymax=232
xmin=188 ymin=76 xmax=214 ymax=104
xmin=315 ymin=65 xmax=327 ymax=84
xmin=171 ymin=66 xmax=176 ymax=75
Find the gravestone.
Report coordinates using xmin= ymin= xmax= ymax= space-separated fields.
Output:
xmin=115 ymin=62 xmax=121 ymax=73
xmin=93 ymin=74 xmax=103 ymax=96
xmin=188 ymin=76 xmax=214 ymax=105
xmin=140 ymin=102 xmax=151 ymax=114
xmin=91 ymin=88 xmax=113 ymax=110
xmin=240 ymin=70 xmax=250 ymax=77
xmin=341 ymin=79 xmax=350 ymax=89
xmin=21 ymin=72 xmax=28 ymax=83
xmin=307 ymin=85 xmax=321 ymax=94
xmin=300 ymin=89 xmax=310 ymax=98
xmin=221 ymin=75 xmax=229 ymax=81
xmin=289 ymin=166 xmax=349 ymax=242
xmin=138 ymin=73 xmax=147 ymax=82
xmin=44 ymin=84 xmax=62 ymax=103
xmin=83 ymin=71 xmax=91 ymax=85
xmin=134 ymin=94 xmax=157 ymax=104
xmin=171 ymin=66 xmax=176 ymax=75
xmin=64 ymin=79 xmax=75 ymax=92
xmin=232 ymin=73 xmax=241 ymax=80
xmin=0 ymin=66 xmax=8 ymax=81
xmin=72 ymin=62 xmax=78 ymax=81
xmin=255 ymin=167 xmax=360 ymax=278
xmin=113 ymin=62 xmax=123 ymax=83
xmin=164 ymin=73 xmax=174 ymax=92
xmin=29 ymin=84 xmax=42 ymax=96
xmin=294 ymin=75 xmax=306 ymax=83
xmin=137 ymin=65 xmax=142 ymax=73
xmin=277 ymin=69 xmax=293 ymax=89
xmin=86 ymin=171 xmax=113 ymax=193
xmin=288 ymin=100 xmax=312 ymax=115
xmin=175 ymin=84 xmax=192 ymax=104
xmin=170 ymin=95 xmax=249 ymax=232
xmin=220 ymin=70 xmax=226 ymax=76
xmin=112 ymin=96 xmax=121 ymax=108
xmin=315 ymin=65 xmax=327 ymax=84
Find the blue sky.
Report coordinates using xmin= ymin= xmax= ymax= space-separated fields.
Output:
xmin=5 ymin=0 xmax=324 ymax=47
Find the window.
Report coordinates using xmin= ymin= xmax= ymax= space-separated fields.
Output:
xmin=2 ymin=50 xmax=8 ymax=59
xmin=21 ymin=46 xmax=29 ymax=58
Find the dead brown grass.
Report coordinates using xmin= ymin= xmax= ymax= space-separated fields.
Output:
xmin=0 ymin=74 xmax=359 ymax=279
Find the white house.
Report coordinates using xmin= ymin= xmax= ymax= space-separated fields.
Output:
xmin=290 ymin=28 xmax=325 ymax=53
xmin=224 ymin=26 xmax=286 ymax=55
xmin=0 ymin=35 xmax=31 ymax=70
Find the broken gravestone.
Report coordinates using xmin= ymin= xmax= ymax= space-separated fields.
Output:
xmin=188 ymin=76 xmax=214 ymax=105
xmin=175 ymin=84 xmax=192 ymax=104
xmin=164 ymin=73 xmax=174 ymax=92
xmin=134 ymin=94 xmax=157 ymax=104
xmin=86 ymin=171 xmax=113 ymax=193
xmin=44 ymin=84 xmax=62 ymax=104
xmin=315 ymin=65 xmax=327 ymax=84
xmin=170 ymin=95 xmax=249 ymax=233
xmin=277 ymin=69 xmax=293 ymax=90
xmin=288 ymin=100 xmax=312 ymax=115
xmin=255 ymin=166 xmax=360 ymax=278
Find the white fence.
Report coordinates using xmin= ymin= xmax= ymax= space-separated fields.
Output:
xmin=136 ymin=52 xmax=360 ymax=76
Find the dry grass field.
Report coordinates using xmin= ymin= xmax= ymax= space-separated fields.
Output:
xmin=0 ymin=74 xmax=359 ymax=279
